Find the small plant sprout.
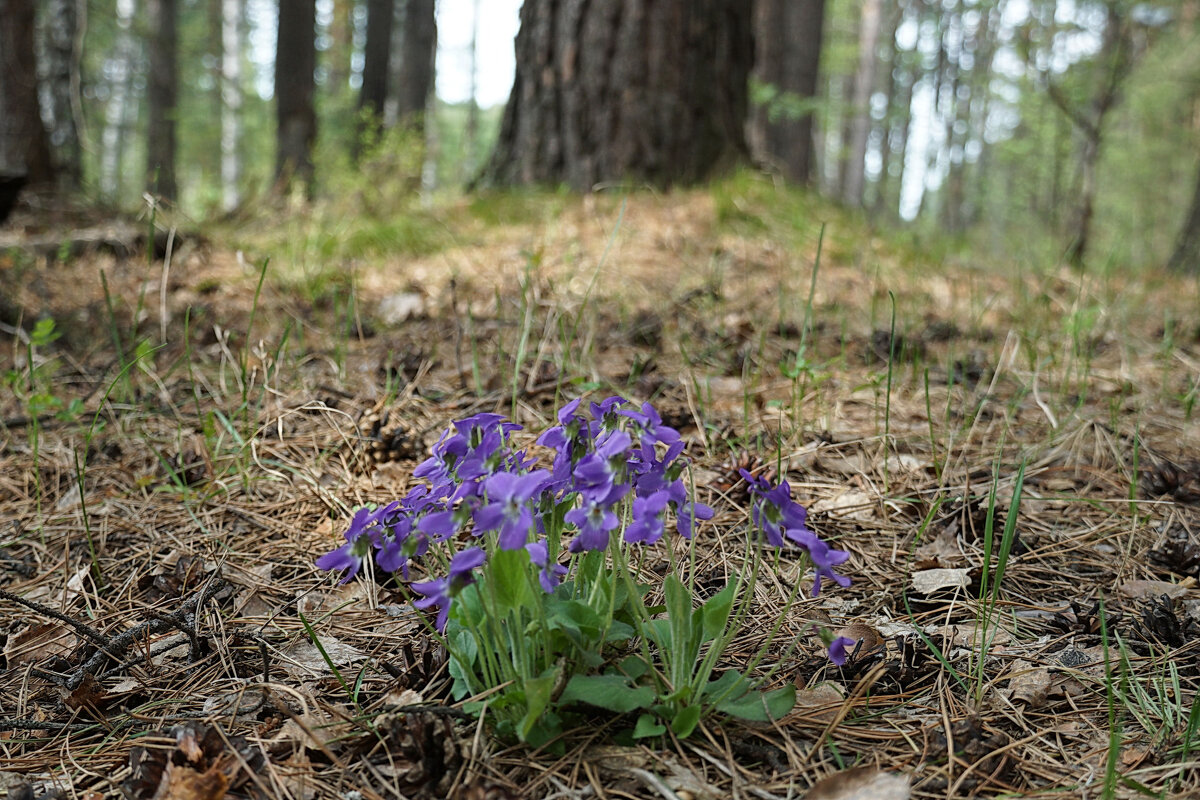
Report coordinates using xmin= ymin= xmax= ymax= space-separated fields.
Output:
xmin=315 ymin=396 xmax=851 ymax=745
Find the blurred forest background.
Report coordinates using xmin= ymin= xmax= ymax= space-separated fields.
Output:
xmin=1 ymin=0 xmax=1198 ymax=272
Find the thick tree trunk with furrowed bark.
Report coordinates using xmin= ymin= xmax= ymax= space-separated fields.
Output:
xmin=275 ymin=0 xmax=317 ymax=194
xmin=484 ymin=0 xmax=753 ymax=190
xmin=752 ymin=0 xmax=826 ymax=185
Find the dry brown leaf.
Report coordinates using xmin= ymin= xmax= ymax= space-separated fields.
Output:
xmin=62 ymin=672 xmax=108 ymax=711
xmin=835 ymin=622 xmax=884 ymax=652
xmin=1119 ymin=579 xmax=1191 ymax=601
xmin=1005 ymin=660 xmax=1052 ymax=709
xmin=804 ymin=766 xmax=910 ymax=800
xmin=913 ymin=528 xmax=964 ymax=565
xmin=792 ymin=682 xmax=846 ymax=722
xmin=911 ymin=568 xmax=971 ymax=594
xmin=1121 ymin=745 xmax=1152 ymax=768
xmin=4 ymin=623 xmax=78 ymax=666
xmin=937 ymin=622 xmax=1012 ymax=649
xmin=280 ymin=635 xmax=364 ymax=678
xmin=155 ymin=763 xmax=228 ymax=800
xmin=811 ymin=490 xmax=876 ymax=521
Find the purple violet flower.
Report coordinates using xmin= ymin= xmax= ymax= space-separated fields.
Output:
xmin=740 ymin=470 xmax=809 ymax=548
xmin=787 ymin=528 xmax=852 ymax=596
xmin=315 ymin=505 xmax=390 ymax=583
xmin=525 ymin=540 xmax=568 ymax=593
xmin=624 ymin=490 xmax=670 ymax=545
xmin=828 ymin=636 xmax=857 ymax=666
xmin=620 ymin=401 xmax=682 ymax=448
xmin=375 ymin=516 xmax=428 ymax=579
xmin=573 ymin=430 xmax=632 ymax=505
xmin=565 ymin=498 xmax=619 ymax=552
xmin=474 ymin=469 xmax=550 ymax=550
xmin=411 ymin=547 xmax=487 ymax=632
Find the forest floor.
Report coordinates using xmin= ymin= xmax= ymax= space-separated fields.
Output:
xmin=1 ymin=176 xmax=1199 ymax=800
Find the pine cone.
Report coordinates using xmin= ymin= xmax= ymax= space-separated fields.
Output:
xmin=1142 ymin=458 xmax=1200 ymax=503
xmin=354 ymin=405 xmax=423 ymax=467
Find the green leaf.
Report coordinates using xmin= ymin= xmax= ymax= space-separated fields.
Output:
xmin=633 ymin=713 xmax=666 ymax=739
xmin=618 ymin=655 xmax=650 ymax=680
xmin=489 ymin=548 xmax=536 ymax=615
xmin=517 ymin=668 xmax=559 ymax=742
xmin=716 ymin=684 xmax=797 ymax=722
xmin=546 ymin=597 xmax=603 ymax=641
xmin=446 ymin=628 xmax=479 ymax=700
xmin=560 ymin=674 xmax=656 ymax=713
xmin=605 ymin=620 xmax=636 ymax=643
xmin=701 ymin=670 xmax=744 ymax=700
xmin=700 ymin=580 xmax=737 ymax=641
xmin=670 ymin=704 xmax=702 ymax=738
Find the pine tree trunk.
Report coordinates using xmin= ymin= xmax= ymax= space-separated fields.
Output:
xmin=752 ymin=0 xmax=826 ymax=184
xmin=842 ymin=0 xmax=883 ymax=207
xmin=1168 ymin=157 xmax=1200 ymax=273
xmin=220 ymin=0 xmax=242 ymax=211
xmin=485 ymin=0 xmax=752 ymax=190
xmin=275 ymin=0 xmax=317 ymax=193
xmin=44 ymin=0 xmax=83 ymax=190
xmin=356 ymin=0 xmax=395 ymax=157
xmin=0 ymin=0 xmax=54 ymax=188
xmin=100 ymin=0 xmax=136 ymax=201
xmin=395 ymin=0 xmax=436 ymax=132
xmin=146 ymin=0 xmax=179 ymax=200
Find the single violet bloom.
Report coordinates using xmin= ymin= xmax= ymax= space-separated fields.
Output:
xmin=741 ymin=470 xmax=809 ymax=548
xmin=525 ymin=540 xmax=569 ymax=593
xmin=314 ymin=505 xmax=388 ymax=583
xmin=788 ymin=528 xmax=852 ymax=596
xmin=474 ymin=469 xmax=550 ymax=550
xmin=573 ymin=430 xmax=632 ymax=503
xmin=411 ymin=547 xmax=487 ymax=632
xmin=620 ymin=401 xmax=681 ymax=448
xmin=624 ymin=490 xmax=670 ymax=545
xmin=828 ymin=636 xmax=857 ymax=666
xmin=565 ymin=498 xmax=619 ymax=552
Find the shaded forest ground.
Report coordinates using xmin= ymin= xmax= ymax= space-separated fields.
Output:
xmin=2 ymin=175 xmax=1200 ymax=799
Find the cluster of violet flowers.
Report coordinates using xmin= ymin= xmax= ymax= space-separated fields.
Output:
xmin=315 ymin=396 xmax=856 ymax=664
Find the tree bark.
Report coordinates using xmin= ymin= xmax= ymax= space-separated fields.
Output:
xmin=1168 ymin=157 xmax=1200 ymax=273
xmin=146 ymin=0 xmax=179 ymax=200
xmin=842 ymin=0 xmax=883 ymax=207
xmin=752 ymin=0 xmax=826 ymax=184
xmin=485 ymin=0 xmax=753 ymax=190
xmin=275 ymin=0 xmax=317 ymax=193
xmin=356 ymin=0 xmax=395 ymax=156
xmin=1056 ymin=2 xmax=1132 ymax=267
xmin=100 ymin=0 xmax=137 ymax=201
xmin=395 ymin=0 xmax=436 ymax=133
xmin=220 ymin=0 xmax=243 ymax=211
xmin=44 ymin=0 xmax=83 ymax=190
xmin=0 ymin=0 xmax=54 ymax=188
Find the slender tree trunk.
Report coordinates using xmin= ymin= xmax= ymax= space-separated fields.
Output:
xmin=0 ymin=0 xmax=54 ymax=188
xmin=485 ymin=0 xmax=753 ymax=190
xmin=869 ymin=0 xmax=904 ymax=214
xmin=465 ymin=0 xmax=481 ymax=178
xmin=1059 ymin=2 xmax=1131 ymax=267
xmin=275 ymin=0 xmax=317 ymax=194
xmin=220 ymin=0 xmax=242 ymax=211
xmin=395 ymin=0 xmax=436 ymax=133
xmin=842 ymin=0 xmax=883 ymax=207
xmin=356 ymin=0 xmax=394 ymax=157
xmin=752 ymin=0 xmax=826 ymax=184
xmin=100 ymin=0 xmax=136 ymax=201
xmin=146 ymin=0 xmax=178 ymax=200
xmin=328 ymin=0 xmax=355 ymax=99
xmin=44 ymin=0 xmax=83 ymax=190
xmin=1168 ymin=157 xmax=1200 ymax=272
